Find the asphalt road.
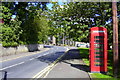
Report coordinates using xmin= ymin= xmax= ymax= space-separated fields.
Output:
xmin=0 ymin=45 xmax=67 ymax=78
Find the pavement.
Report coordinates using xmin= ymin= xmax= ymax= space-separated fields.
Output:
xmin=45 ymin=48 xmax=91 ymax=80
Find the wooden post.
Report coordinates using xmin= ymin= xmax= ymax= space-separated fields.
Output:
xmin=112 ymin=1 xmax=119 ymax=78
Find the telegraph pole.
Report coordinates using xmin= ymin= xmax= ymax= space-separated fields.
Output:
xmin=112 ymin=1 xmax=119 ymax=78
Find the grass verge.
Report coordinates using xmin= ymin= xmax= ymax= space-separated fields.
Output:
xmin=78 ymin=48 xmax=120 ymax=79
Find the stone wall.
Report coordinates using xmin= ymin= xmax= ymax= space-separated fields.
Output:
xmin=0 ymin=44 xmax=44 ymax=57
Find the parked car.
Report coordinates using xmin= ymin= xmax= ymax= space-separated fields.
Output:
xmin=76 ymin=44 xmax=81 ymax=47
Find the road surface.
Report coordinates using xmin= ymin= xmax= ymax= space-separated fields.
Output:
xmin=0 ymin=46 xmax=67 ymax=78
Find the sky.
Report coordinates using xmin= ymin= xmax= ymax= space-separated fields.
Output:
xmin=46 ymin=3 xmax=53 ymax=10
xmin=47 ymin=2 xmax=65 ymax=10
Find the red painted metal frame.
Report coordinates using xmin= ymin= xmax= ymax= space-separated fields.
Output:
xmin=90 ymin=27 xmax=107 ymax=73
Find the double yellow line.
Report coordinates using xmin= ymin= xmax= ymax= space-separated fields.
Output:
xmin=32 ymin=48 xmax=69 ymax=80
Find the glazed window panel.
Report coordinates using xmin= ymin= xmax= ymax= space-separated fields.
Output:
xmin=95 ymin=59 xmax=103 ymax=62
xmin=94 ymin=40 xmax=104 ymax=43
xmin=95 ymin=64 xmax=103 ymax=66
xmin=94 ymin=44 xmax=104 ymax=47
xmin=94 ymin=36 xmax=104 ymax=39
xmin=95 ymin=52 xmax=104 ymax=55
xmin=95 ymin=48 xmax=103 ymax=51
xmin=95 ymin=52 xmax=101 ymax=54
xmin=95 ymin=56 xmax=103 ymax=58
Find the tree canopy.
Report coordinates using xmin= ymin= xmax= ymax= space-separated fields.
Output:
xmin=1 ymin=2 xmax=120 ymax=47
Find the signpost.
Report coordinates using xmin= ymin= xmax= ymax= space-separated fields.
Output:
xmin=90 ymin=27 xmax=107 ymax=73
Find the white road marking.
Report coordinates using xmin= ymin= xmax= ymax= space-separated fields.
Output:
xmin=0 ymin=62 xmax=25 ymax=70
xmin=37 ymin=55 xmax=42 ymax=57
xmin=43 ymin=54 xmax=47 ymax=56
xmin=29 ymin=58 xmax=35 ymax=61
xmin=35 ymin=53 xmax=49 ymax=59
xmin=42 ymin=53 xmax=49 ymax=56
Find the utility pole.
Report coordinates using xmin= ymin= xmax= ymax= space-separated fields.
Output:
xmin=112 ymin=1 xmax=119 ymax=78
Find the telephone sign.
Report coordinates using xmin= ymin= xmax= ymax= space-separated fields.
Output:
xmin=90 ymin=27 xmax=107 ymax=73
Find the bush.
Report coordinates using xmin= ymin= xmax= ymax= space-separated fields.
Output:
xmin=2 ymin=42 xmax=18 ymax=47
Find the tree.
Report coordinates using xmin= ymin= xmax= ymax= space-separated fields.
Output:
xmin=2 ymin=5 xmax=22 ymax=46
xmin=1 ymin=2 xmax=50 ymax=46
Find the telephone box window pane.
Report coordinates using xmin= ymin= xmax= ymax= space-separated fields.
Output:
xmin=95 ymin=62 xmax=103 ymax=65
xmin=94 ymin=36 xmax=104 ymax=39
xmin=95 ymin=63 xmax=101 ymax=66
xmin=95 ymin=40 xmax=104 ymax=43
xmin=95 ymin=52 xmax=104 ymax=54
xmin=95 ymin=52 xmax=101 ymax=54
xmin=95 ymin=48 xmax=103 ymax=50
xmin=94 ymin=44 xmax=104 ymax=47
xmin=95 ymin=56 xmax=100 ymax=58
xmin=94 ymin=45 xmax=103 ymax=48
xmin=95 ymin=60 xmax=103 ymax=62
xmin=95 ymin=64 xmax=100 ymax=66
xmin=95 ymin=56 xmax=103 ymax=58
xmin=95 ymin=50 xmax=104 ymax=52
xmin=95 ymin=60 xmax=101 ymax=62
xmin=95 ymin=64 xmax=103 ymax=66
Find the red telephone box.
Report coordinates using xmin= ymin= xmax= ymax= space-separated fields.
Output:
xmin=90 ymin=27 xmax=107 ymax=73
